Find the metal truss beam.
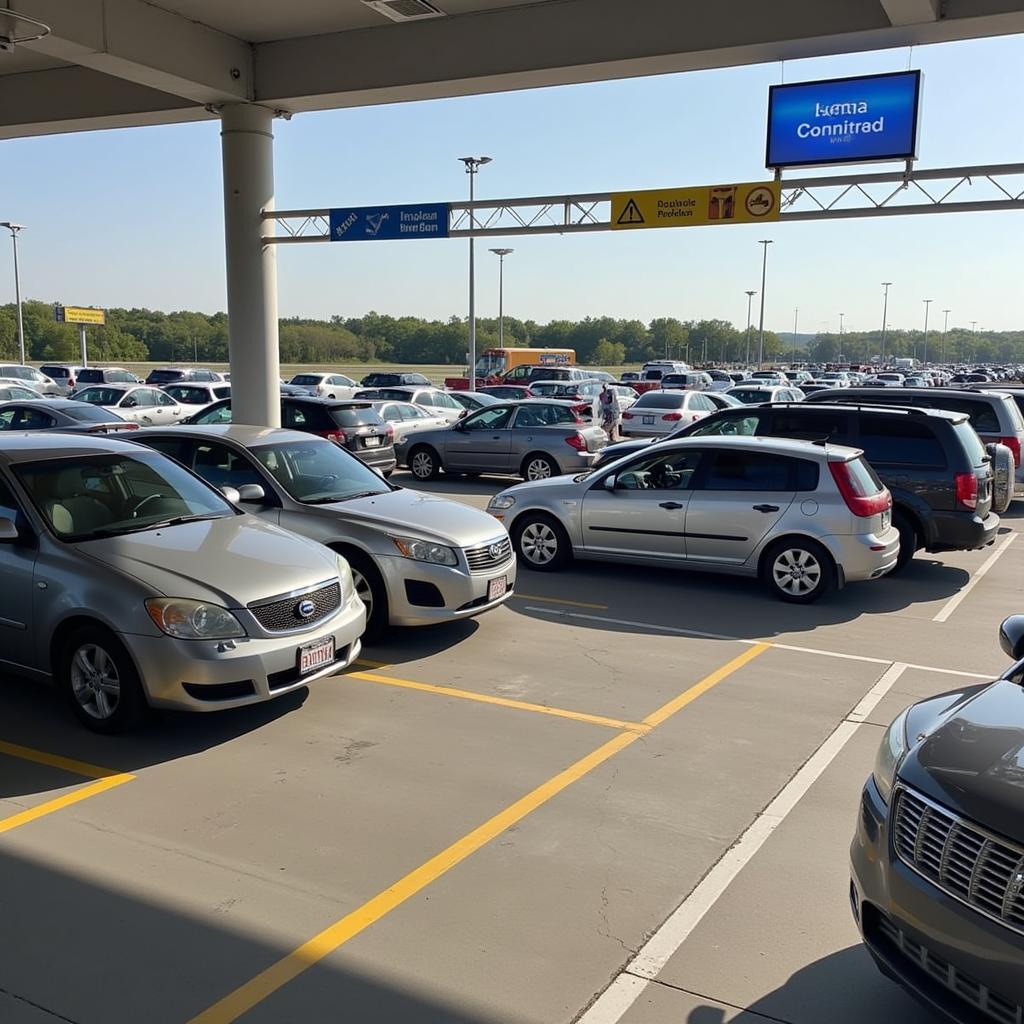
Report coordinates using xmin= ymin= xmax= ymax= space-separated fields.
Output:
xmin=263 ymin=163 xmax=1024 ymax=244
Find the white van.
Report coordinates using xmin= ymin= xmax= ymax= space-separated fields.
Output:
xmin=639 ymin=360 xmax=691 ymax=382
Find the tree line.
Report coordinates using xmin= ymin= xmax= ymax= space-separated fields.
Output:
xmin=1 ymin=299 xmax=1019 ymax=367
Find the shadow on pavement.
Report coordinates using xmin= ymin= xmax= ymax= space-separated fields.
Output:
xmin=365 ymin=618 xmax=480 ymax=667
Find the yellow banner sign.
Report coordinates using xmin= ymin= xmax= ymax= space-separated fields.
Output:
xmin=63 ymin=306 xmax=106 ymax=325
xmin=611 ymin=181 xmax=780 ymax=230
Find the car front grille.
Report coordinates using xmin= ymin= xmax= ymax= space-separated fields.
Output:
xmin=464 ymin=537 xmax=513 ymax=573
xmin=874 ymin=911 xmax=1023 ymax=1024
xmin=249 ymin=582 xmax=341 ymax=633
xmin=893 ymin=787 xmax=1024 ymax=937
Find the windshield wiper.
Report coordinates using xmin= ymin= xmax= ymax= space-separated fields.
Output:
xmin=306 ymin=490 xmax=386 ymax=504
xmin=83 ymin=513 xmax=227 ymax=538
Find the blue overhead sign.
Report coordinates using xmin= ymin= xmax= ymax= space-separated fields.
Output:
xmin=329 ymin=203 xmax=449 ymax=241
xmin=766 ymin=70 xmax=921 ymax=169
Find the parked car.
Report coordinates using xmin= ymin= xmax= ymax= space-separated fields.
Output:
xmin=145 ymin=367 xmax=224 ymax=385
xmin=73 ymin=384 xmax=184 ymax=425
xmin=39 ymin=364 xmax=85 ymax=396
xmin=705 ymin=391 xmax=745 ymax=410
xmin=74 ymin=366 xmax=141 ymax=388
xmin=707 ymin=369 xmax=737 ymax=391
xmin=0 ymin=383 xmax=46 ymax=402
xmin=369 ymin=400 xmax=449 ymax=465
xmin=0 ymin=365 xmax=60 ymax=396
xmin=488 ymin=435 xmax=898 ymax=603
xmin=851 ymin=616 xmax=1024 ymax=1024
xmin=596 ymin=403 xmax=999 ymax=570
xmin=359 ymin=371 xmax=432 ymax=388
xmin=448 ymin=391 xmax=502 ymax=413
xmin=161 ymin=382 xmax=231 ymax=415
xmin=183 ymin=397 xmax=397 ymax=476
xmin=799 ymin=383 xmax=832 ymax=396
xmin=727 ymin=384 xmax=806 ymax=404
xmin=133 ymin=426 xmax=516 ymax=641
xmin=478 ymin=385 xmax=535 ymax=401
xmin=405 ymin=400 xmax=606 ymax=482
xmin=661 ymin=371 xmax=713 ymax=391
xmin=353 ymin=386 xmax=464 ymax=424
xmin=0 ymin=433 xmax=366 ymax=732
xmin=0 ymin=399 xmax=138 ymax=435
xmin=620 ymin=390 xmax=718 ymax=437
xmin=287 ymin=372 xmax=360 ymax=399
xmin=620 ymin=372 xmax=641 ymax=384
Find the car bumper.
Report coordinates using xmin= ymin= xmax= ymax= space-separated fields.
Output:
xmin=822 ymin=526 xmax=900 ymax=584
xmin=851 ymin=777 xmax=1024 ymax=1023
xmin=121 ymin=597 xmax=366 ymax=711
xmin=555 ymin=450 xmax=602 ymax=473
xmin=379 ymin=553 xmax=517 ymax=627
xmin=926 ymin=510 xmax=1000 ymax=553
xmin=620 ymin=422 xmax=675 ymax=438
xmin=351 ymin=445 xmax=397 ymax=473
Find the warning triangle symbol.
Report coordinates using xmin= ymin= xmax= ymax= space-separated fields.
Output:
xmin=617 ymin=198 xmax=645 ymax=225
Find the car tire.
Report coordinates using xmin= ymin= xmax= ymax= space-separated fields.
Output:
xmin=512 ymin=513 xmax=571 ymax=572
xmin=409 ymin=445 xmax=441 ymax=481
xmin=343 ymin=550 xmax=389 ymax=643
xmin=521 ymin=453 xmax=559 ymax=482
xmin=59 ymin=625 xmax=149 ymax=734
xmin=762 ymin=538 xmax=835 ymax=604
xmin=891 ymin=511 xmax=918 ymax=573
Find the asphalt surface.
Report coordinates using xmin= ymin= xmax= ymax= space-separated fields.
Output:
xmin=0 ymin=470 xmax=1021 ymax=1024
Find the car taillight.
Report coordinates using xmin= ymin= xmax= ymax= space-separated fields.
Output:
xmin=565 ymin=433 xmax=587 ymax=451
xmin=622 ymin=412 xmax=634 ymax=420
xmin=999 ymin=436 xmax=1022 ymax=466
xmin=322 ymin=430 xmax=347 ymax=444
xmin=385 ymin=425 xmax=394 ymax=441
xmin=829 ymin=460 xmax=891 ymax=517
xmin=955 ymin=472 xmax=979 ymax=510
xmin=662 ymin=412 xmax=683 ymax=421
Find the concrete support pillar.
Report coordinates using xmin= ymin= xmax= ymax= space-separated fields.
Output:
xmin=220 ymin=103 xmax=279 ymax=427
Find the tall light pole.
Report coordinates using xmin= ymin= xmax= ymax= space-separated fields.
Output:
xmin=744 ymin=290 xmax=756 ymax=366
xmin=489 ymin=248 xmax=513 ymax=348
xmin=922 ymin=299 xmax=932 ymax=365
xmin=880 ymin=282 xmax=892 ymax=365
xmin=941 ymin=308 xmax=951 ymax=363
xmin=0 ymin=222 xmax=26 ymax=364
xmin=459 ymin=156 xmax=492 ymax=388
xmin=756 ymin=240 xmax=773 ymax=367
xmin=791 ymin=307 xmax=799 ymax=365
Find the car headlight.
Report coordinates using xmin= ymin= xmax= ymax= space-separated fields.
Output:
xmin=336 ymin=555 xmax=355 ymax=603
xmin=489 ymin=495 xmax=516 ymax=511
xmin=145 ymin=598 xmax=246 ymax=640
xmin=872 ymin=709 xmax=909 ymax=805
xmin=391 ymin=535 xmax=458 ymax=566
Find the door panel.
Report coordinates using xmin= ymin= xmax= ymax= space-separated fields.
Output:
xmin=444 ymin=407 xmax=514 ymax=470
xmin=0 ymin=476 xmax=37 ymax=669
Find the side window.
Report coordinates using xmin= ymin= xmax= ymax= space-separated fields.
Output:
xmin=700 ymin=451 xmax=795 ymax=491
xmin=156 ymin=391 xmax=176 ymax=406
xmin=614 ymin=449 xmax=702 ymax=491
xmin=283 ymin=404 xmax=310 ymax=429
xmin=771 ymin=411 xmax=848 ymax=442
xmin=691 ymin=414 xmax=761 ymax=437
xmin=132 ymin=390 xmax=156 ymax=408
xmin=858 ymin=418 xmax=946 ymax=467
xmin=196 ymin=402 xmax=232 ymax=425
xmin=214 ymin=386 xmax=231 ymax=400
xmin=690 ymin=393 xmax=716 ymax=412
xmin=513 ymin=405 xmax=555 ymax=428
xmin=0 ymin=409 xmax=17 ymax=429
xmin=550 ymin=405 xmax=577 ymax=424
xmin=186 ymin=442 xmax=263 ymax=489
xmin=463 ymin=407 xmax=514 ymax=430
xmin=14 ymin=408 xmax=57 ymax=430
xmin=137 ymin=437 xmax=185 ymax=462
xmin=0 ymin=474 xmax=23 ymax=522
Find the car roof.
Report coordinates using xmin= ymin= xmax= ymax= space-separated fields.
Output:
xmin=0 ymin=431 xmax=142 ymax=464
xmin=0 ymin=398 xmax=109 ymax=411
xmin=75 ymin=381 xmax=142 ymax=391
xmin=743 ymin=401 xmax=965 ymax=422
xmin=658 ymin=434 xmax=860 ymax=460
xmin=821 ymin=386 xmax=1011 ymax=403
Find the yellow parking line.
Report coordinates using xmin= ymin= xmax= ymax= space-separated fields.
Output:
xmin=0 ymin=774 xmax=135 ymax=835
xmin=353 ymin=658 xmax=390 ymax=670
xmin=188 ymin=643 xmax=770 ymax=1024
xmin=348 ymin=670 xmax=649 ymax=733
xmin=511 ymin=594 xmax=609 ymax=610
xmin=0 ymin=740 xmax=124 ymax=780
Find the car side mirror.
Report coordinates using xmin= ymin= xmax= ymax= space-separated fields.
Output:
xmin=0 ymin=517 xmax=18 ymax=542
xmin=221 ymin=485 xmax=241 ymax=505
xmin=454 ymin=421 xmax=467 ymax=431
xmin=237 ymin=484 xmax=266 ymax=503
xmin=999 ymin=616 xmax=1024 ymax=661
xmin=604 ymin=475 xmax=617 ymax=491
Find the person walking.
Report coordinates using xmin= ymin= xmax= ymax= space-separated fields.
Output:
xmin=598 ymin=382 xmax=622 ymax=442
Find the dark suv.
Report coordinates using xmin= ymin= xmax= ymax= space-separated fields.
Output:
xmin=851 ymin=616 xmax=1024 ymax=1024
xmin=183 ymin=397 xmax=396 ymax=475
xmin=359 ymin=372 xmax=431 ymax=388
xmin=594 ymin=403 xmax=998 ymax=569
xmin=145 ymin=367 xmax=223 ymax=385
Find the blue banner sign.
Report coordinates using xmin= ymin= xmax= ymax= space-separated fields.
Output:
xmin=766 ymin=70 xmax=921 ymax=169
xmin=329 ymin=203 xmax=449 ymax=241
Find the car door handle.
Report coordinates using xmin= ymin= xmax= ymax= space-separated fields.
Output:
xmin=659 ymin=501 xmax=685 ymax=510
xmin=753 ymin=504 xmax=780 ymax=513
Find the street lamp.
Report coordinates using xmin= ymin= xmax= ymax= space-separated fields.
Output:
xmin=941 ymin=308 xmax=951 ymax=363
xmin=880 ymin=282 xmax=892 ymax=365
xmin=0 ymin=222 xmax=26 ymax=364
xmin=458 ymin=156 xmax=492 ymax=388
xmin=744 ymin=290 xmax=756 ymax=366
xmin=922 ymin=299 xmax=932 ymax=365
xmin=489 ymin=248 xmax=514 ymax=348
xmin=756 ymin=240 xmax=773 ymax=367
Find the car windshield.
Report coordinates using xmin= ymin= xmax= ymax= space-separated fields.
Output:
xmin=15 ymin=452 xmax=234 ymax=541
xmin=253 ymin=440 xmax=390 ymax=503
xmin=75 ymin=387 xmax=124 ymax=405
xmin=63 ymin=404 xmax=126 ymax=423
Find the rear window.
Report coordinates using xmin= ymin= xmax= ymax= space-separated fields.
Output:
xmin=857 ymin=418 xmax=946 ymax=468
xmin=147 ymin=370 xmax=184 ymax=383
xmin=728 ymin=389 xmax=773 ymax=404
xmin=634 ymin=392 xmax=686 ymax=409
xmin=76 ymin=369 xmax=106 ymax=383
xmin=165 ymin=386 xmax=210 ymax=405
xmin=952 ymin=421 xmax=988 ymax=468
xmin=329 ymin=407 xmax=385 ymax=428
xmin=290 ymin=374 xmax=323 ymax=385
xmin=77 ymin=388 xmax=123 ymax=405
xmin=63 ymin=404 xmax=125 ymax=423
xmin=41 ymin=366 xmax=71 ymax=379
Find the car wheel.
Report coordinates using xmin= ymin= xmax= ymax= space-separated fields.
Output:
xmin=344 ymin=551 xmax=389 ymax=643
xmin=891 ymin=511 xmax=918 ymax=573
xmin=409 ymin=446 xmax=441 ymax=481
xmin=762 ymin=538 xmax=835 ymax=604
xmin=513 ymin=514 xmax=571 ymax=572
xmin=521 ymin=453 xmax=559 ymax=481
xmin=59 ymin=626 xmax=149 ymax=734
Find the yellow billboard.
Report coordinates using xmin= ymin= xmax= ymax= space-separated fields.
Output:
xmin=611 ymin=181 xmax=780 ymax=230
xmin=62 ymin=306 xmax=106 ymax=325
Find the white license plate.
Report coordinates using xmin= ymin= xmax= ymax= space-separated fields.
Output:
xmin=488 ymin=577 xmax=508 ymax=601
xmin=881 ymin=509 xmax=891 ymax=530
xmin=298 ymin=636 xmax=335 ymax=675
xmin=364 ymin=435 xmax=382 ymax=447
xmin=643 ymin=416 xmax=655 ymax=425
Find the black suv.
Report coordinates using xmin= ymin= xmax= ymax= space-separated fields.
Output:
xmin=595 ymin=403 xmax=998 ymax=569
xmin=184 ymin=397 xmax=396 ymax=475
xmin=145 ymin=367 xmax=223 ymax=385
xmin=359 ymin=372 xmax=431 ymax=388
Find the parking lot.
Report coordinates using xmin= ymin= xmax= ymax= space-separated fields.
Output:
xmin=0 ymin=470 xmax=1020 ymax=1024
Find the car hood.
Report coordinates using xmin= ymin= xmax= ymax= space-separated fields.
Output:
xmin=312 ymin=488 xmax=505 ymax=547
xmin=492 ymin=474 xmax=587 ymax=504
xmin=76 ymin=515 xmax=338 ymax=608
xmin=899 ymin=678 xmax=1024 ymax=844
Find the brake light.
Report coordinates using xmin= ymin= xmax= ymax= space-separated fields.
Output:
xmin=622 ymin=412 xmax=634 ymax=420
xmin=385 ymin=424 xmax=394 ymax=441
xmin=322 ymin=430 xmax=347 ymax=444
xmin=829 ymin=460 xmax=891 ymax=517
xmin=565 ymin=433 xmax=587 ymax=451
xmin=662 ymin=412 xmax=683 ymax=421
xmin=999 ymin=436 xmax=1022 ymax=466
xmin=955 ymin=472 xmax=979 ymax=510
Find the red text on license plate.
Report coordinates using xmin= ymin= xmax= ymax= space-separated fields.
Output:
xmin=488 ymin=577 xmax=508 ymax=601
xmin=299 ymin=637 xmax=335 ymax=675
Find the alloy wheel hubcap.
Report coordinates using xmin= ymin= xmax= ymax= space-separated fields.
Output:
xmin=772 ymin=549 xmax=821 ymax=596
xmin=69 ymin=644 xmax=121 ymax=720
xmin=411 ymin=453 xmax=433 ymax=478
xmin=521 ymin=522 xmax=557 ymax=564
xmin=528 ymin=460 xmax=552 ymax=480
xmin=352 ymin=570 xmax=374 ymax=620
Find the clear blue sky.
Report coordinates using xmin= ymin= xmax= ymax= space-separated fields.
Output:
xmin=3 ymin=33 xmax=1023 ymax=334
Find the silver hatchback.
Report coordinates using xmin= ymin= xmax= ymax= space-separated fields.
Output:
xmin=0 ymin=434 xmax=366 ymax=732
xmin=487 ymin=435 xmax=899 ymax=603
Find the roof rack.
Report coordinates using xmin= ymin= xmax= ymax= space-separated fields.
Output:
xmin=770 ymin=400 xmax=939 ymax=417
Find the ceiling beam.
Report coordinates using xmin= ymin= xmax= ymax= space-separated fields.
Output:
xmin=879 ymin=0 xmax=941 ymax=27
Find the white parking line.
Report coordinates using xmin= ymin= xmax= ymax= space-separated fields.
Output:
xmin=576 ymin=662 xmax=910 ymax=1024
xmin=932 ymin=532 xmax=1016 ymax=622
